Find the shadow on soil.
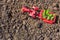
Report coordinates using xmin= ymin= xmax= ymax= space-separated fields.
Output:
xmin=55 ymin=16 xmax=59 ymax=24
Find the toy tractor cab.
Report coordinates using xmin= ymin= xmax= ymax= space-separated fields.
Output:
xmin=21 ymin=6 xmax=56 ymax=24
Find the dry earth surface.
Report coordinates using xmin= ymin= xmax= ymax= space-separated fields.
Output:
xmin=0 ymin=0 xmax=60 ymax=40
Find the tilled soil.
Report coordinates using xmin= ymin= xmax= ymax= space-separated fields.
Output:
xmin=0 ymin=0 xmax=60 ymax=40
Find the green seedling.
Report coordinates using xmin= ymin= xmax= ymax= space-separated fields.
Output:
xmin=43 ymin=16 xmax=47 ymax=18
xmin=43 ymin=10 xmax=45 ymax=15
xmin=51 ymin=14 xmax=54 ymax=20
xmin=51 ymin=17 xmax=54 ymax=20
xmin=43 ymin=10 xmax=46 ymax=18
xmin=43 ymin=10 xmax=50 ymax=19
xmin=47 ymin=14 xmax=52 ymax=20
xmin=47 ymin=14 xmax=54 ymax=20
xmin=42 ymin=9 xmax=54 ymax=20
xmin=47 ymin=16 xmax=50 ymax=20
xmin=49 ymin=14 xmax=53 ymax=17
xmin=45 ymin=10 xmax=50 ymax=15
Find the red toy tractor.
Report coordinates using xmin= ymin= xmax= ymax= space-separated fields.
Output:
xmin=21 ymin=6 xmax=56 ymax=24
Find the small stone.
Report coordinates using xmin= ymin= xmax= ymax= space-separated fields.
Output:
xmin=53 ymin=3 xmax=56 ymax=7
xmin=44 ymin=36 xmax=49 ymax=40
xmin=53 ymin=7 xmax=57 ymax=10
xmin=16 ymin=30 xmax=18 ymax=33
xmin=7 ymin=0 xmax=11 ymax=3
xmin=8 ymin=38 xmax=11 ymax=40
xmin=23 ymin=21 xmax=26 ymax=25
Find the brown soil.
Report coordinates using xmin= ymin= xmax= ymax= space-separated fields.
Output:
xmin=0 ymin=0 xmax=60 ymax=40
